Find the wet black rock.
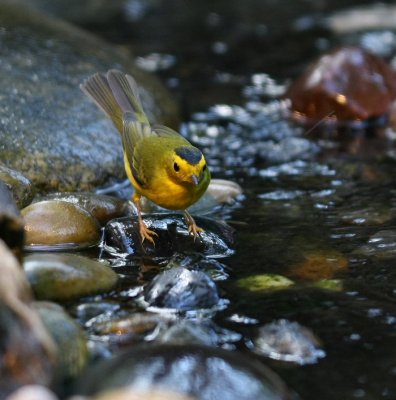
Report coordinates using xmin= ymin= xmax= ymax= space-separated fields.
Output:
xmin=252 ymin=319 xmax=325 ymax=365
xmin=79 ymin=344 xmax=295 ymax=400
xmin=143 ymin=267 xmax=220 ymax=311
xmin=0 ymin=1 xmax=179 ymax=192
xmin=103 ymin=215 xmax=234 ymax=258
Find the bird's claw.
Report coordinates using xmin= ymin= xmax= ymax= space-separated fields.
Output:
xmin=139 ymin=222 xmax=158 ymax=245
xmin=187 ymin=222 xmax=204 ymax=242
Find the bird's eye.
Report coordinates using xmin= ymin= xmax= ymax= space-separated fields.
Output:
xmin=173 ymin=162 xmax=180 ymax=172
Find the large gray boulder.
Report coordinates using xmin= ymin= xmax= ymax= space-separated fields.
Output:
xmin=0 ymin=1 xmax=179 ymax=193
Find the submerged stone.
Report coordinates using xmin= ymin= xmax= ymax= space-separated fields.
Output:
xmin=22 ymin=200 xmax=100 ymax=250
xmin=103 ymin=215 xmax=234 ymax=258
xmin=355 ymin=230 xmax=396 ymax=259
xmin=312 ymin=279 xmax=343 ymax=291
xmin=236 ymin=274 xmax=294 ymax=292
xmin=339 ymin=206 xmax=394 ymax=226
xmin=39 ymin=192 xmax=133 ymax=225
xmin=288 ymin=250 xmax=348 ymax=281
xmin=24 ymin=253 xmax=118 ymax=301
xmin=143 ymin=267 xmax=220 ymax=311
xmin=34 ymin=301 xmax=88 ymax=380
xmin=79 ymin=344 xmax=293 ymax=400
xmin=89 ymin=313 xmax=168 ymax=345
xmin=253 ymin=319 xmax=325 ymax=365
xmin=286 ymin=47 xmax=396 ymax=124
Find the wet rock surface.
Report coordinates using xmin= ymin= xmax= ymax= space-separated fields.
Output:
xmin=79 ymin=344 xmax=294 ymax=400
xmin=0 ymin=1 xmax=179 ymax=192
xmin=103 ymin=215 xmax=234 ymax=258
xmin=22 ymin=200 xmax=100 ymax=250
xmin=143 ymin=267 xmax=220 ymax=311
xmin=24 ymin=253 xmax=118 ymax=301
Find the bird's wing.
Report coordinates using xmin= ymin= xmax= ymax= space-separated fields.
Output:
xmin=121 ymin=114 xmax=156 ymax=188
xmin=151 ymin=124 xmax=183 ymax=138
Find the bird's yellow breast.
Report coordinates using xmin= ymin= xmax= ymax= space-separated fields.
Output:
xmin=124 ymin=153 xmax=198 ymax=210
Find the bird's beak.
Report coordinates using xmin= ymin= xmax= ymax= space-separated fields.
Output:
xmin=190 ymin=174 xmax=200 ymax=186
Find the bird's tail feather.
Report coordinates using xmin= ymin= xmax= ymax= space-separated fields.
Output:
xmin=80 ymin=70 xmax=149 ymax=134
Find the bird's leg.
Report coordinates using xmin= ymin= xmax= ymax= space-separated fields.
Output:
xmin=132 ymin=193 xmax=158 ymax=244
xmin=183 ymin=210 xmax=204 ymax=241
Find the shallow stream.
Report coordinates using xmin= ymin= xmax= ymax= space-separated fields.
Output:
xmin=70 ymin=1 xmax=396 ymax=399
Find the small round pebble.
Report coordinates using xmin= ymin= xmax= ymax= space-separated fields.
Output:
xmin=24 ymin=253 xmax=118 ymax=301
xmin=22 ymin=200 xmax=100 ymax=249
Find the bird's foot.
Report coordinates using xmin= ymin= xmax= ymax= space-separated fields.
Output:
xmin=188 ymin=222 xmax=204 ymax=241
xmin=184 ymin=211 xmax=204 ymax=242
xmin=139 ymin=221 xmax=158 ymax=245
